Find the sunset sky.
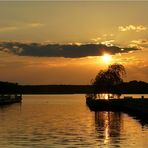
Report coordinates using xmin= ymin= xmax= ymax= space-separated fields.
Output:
xmin=0 ymin=1 xmax=148 ymax=84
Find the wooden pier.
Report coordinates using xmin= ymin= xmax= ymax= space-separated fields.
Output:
xmin=86 ymin=98 xmax=148 ymax=117
xmin=0 ymin=95 xmax=22 ymax=105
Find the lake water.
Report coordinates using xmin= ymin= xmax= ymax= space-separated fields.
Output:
xmin=0 ymin=94 xmax=148 ymax=148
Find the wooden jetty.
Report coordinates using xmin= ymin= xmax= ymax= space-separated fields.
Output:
xmin=86 ymin=97 xmax=148 ymax=116
xmin=0 ymin=82 xmax=22 ymax=105
xmin=0 ymin=94 xmax=22 ymax=105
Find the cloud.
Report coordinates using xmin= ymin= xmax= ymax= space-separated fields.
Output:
xmin=0 ymin=42 xmax=139 ymax=58
xmin=118 ymin=25 xmax=147 ymax=32
xmin=91 ymin=34 xmax=114 ymax=42
xmin=101 ymin=40 xmax=115 ymax=46
xmin=0 ymin=22 xmax=44 ymax=32
xmin=27 ymin=23 xmax=44 ymax=28
xmin=131 ymin=39 xmax=148 ymax=45
xmin=0 ymin=26 xmax=18 ymax=32
xmin=91 ymin=37 xmax=101 ymax=42
xmin=103 ymin=34 xmax=114 ymax=37
xmin=130 ymin=39 xmax=148 ymax=48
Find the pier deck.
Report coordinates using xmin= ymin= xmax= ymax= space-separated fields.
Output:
xmin=0 ymin=95 xmax=22 ymax=105
xmin=86 ymin=98 xmax=148 ymax=116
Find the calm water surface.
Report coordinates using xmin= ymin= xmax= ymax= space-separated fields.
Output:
xmin=0 ymin=94 xmax=148 ymax=148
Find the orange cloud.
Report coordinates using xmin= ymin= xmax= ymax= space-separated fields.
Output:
xmin=91 ymin=37 xmax=101 ymax=42
xmin=0 ymin=22 xmax=44 ymax=33
xmin=27 ymin=23 xmax=44 ymax=28
xmin=130 ymin=39 xmax=148 ymax=48
xmin=131 ymin=39 xmax=148 ymax=45
xmin=101 ymin=40 xmax=115 ymax=46
xmin=118 ymin=25 xmax=147 ymax=32
xmin=0 ymin=26 xmax=18 ymax=32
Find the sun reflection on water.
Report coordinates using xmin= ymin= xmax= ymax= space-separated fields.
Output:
xmin=104 ymin=112 xmax=110 ymax=145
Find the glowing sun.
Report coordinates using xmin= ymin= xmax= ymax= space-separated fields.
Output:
xmin=101 ymin=53 xmax=112 ymax=64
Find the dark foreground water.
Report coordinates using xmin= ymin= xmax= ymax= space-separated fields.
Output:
xmin=0 ymin=95 xmax=148 ymax=148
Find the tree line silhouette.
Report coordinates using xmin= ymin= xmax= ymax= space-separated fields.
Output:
xmin=0 ymin=80 xmax=148 ymax=94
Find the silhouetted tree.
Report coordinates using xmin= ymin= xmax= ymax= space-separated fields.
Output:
xmin=90 ymin=64 xmax=126 ymax=99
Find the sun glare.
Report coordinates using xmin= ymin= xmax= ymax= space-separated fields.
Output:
xmin=101 ymin=53 xmax=112 ymax=64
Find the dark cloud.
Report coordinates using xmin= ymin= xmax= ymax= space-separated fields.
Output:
xmin=0 ymin=42 xmax=139 ymax=58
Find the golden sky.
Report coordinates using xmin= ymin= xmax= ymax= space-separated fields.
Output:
xmin=0 ymin=1 xmax=148 ymax=84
